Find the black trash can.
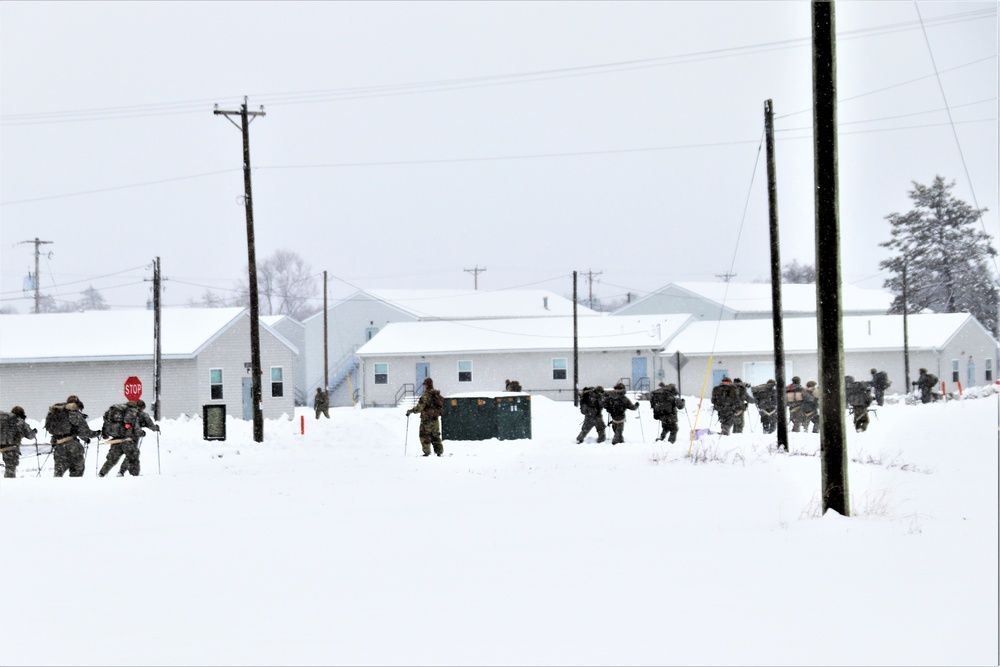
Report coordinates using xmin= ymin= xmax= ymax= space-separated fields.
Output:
xmin=203 ymin=404 xmax=227 ymax=441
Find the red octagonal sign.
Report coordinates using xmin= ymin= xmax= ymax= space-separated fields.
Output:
xmin=124 ymin=376 xmax=143 ymax=401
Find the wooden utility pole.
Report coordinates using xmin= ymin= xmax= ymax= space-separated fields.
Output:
xmin=153 ymin=256 xmax=162 ymax=421
xmin=18 ymin=238 xmax=53 ymax=313
xmin=215 ymin=97 xmax=266 ymax=442
xmin=323 ymin=270 xmax=329 ymax=390
xmin=583 ymin=269 xmax=602 ymax=310
xmin=464 ymin=266 xmax=486 ymax=290
xmin=764 ymin=99 xmax=789 ymax=452
xmin=902 ymin=262 xmax=911 ymax=390
xmin=812 ymin=1 xmax=850 ymax=516
xmin=573 ymin=271 xmax=579 ymax=407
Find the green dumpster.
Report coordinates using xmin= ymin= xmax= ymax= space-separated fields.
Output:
xmin=442 ymin=392 xmax=532 ymax=441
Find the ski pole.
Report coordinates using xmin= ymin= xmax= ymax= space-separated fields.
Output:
xmin=156 ymin=430 xmax=161 ymax=475
xmin=95 ymin=437 xmax=100 ymax=476
xmin=404 ymin=414 xmax=410 ymax=457
xmin=635 ymin=405 xmax=645 ymax=442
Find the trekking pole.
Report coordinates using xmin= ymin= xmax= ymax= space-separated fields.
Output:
xmin=156 ymin=430 xmax=161 ymax=474
xmin=404 ymin=414 xmax=410 ymax=456
xmin=95 ymin=435 xmax=101 ymax=476
xmin=635 ymin=405 xmax=645 ymax=442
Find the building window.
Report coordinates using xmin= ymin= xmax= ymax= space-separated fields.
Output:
xmin=553 ymin=357 xmax=567 ymax=380
xmin=270 ymin=367 xmax=284 ymax=397
xmin=951 ymin=359 xmax=959 ymax=383
xmin=210 ymin=368 xmax=223 ymax=400
xmin=366 ymin=327 xmax=379 ymax=341
xmin=374 ymin=363 xmax=388 ymax=385
xmin=458 ymin=360 xmax=473 ymax=382
xmin=986 ymin=359 xmax=994 ymax=383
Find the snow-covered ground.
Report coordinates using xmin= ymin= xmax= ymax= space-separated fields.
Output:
xmin=2 ymin=389 xmax=997 ymax=666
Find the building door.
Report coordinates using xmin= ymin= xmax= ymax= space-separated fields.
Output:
xmin=712 ymin=369 xmax=728 ymax=387
xmin=242 ymin=377 xmax=253 ymax=420
xmin=967 ymin=358 xmax=976 ymax=387
xmin=415 ymin=363 xmax=430 ymax=395
xmin=744 ymin=361 xmax=774 ymax=387
xmin=631 ymin=357 xmax=647 ymax=392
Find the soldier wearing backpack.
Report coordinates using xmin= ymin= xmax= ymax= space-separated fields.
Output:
xmin=914 ymin=368 xmax=938 ymax=404
xmin=751 ymin=380 xmax=778 ymax=434
xmin=1 ymin=406 xmax=37 ymax=478
xmin=730 ymin=378 xmax=755 ymax=434
xmin=45 ymin=395 xmax=101 ymax=477
xmin=604 ymin=382 xmax=639 ymax=445
xmin=576 ymin=386 xmax=607 ymax=443
xmin=785 ymin=376 xmax=807 ymax=433
xmin=99 ymin=399 xmax=159 ymax=477
xmin=650 ymin=382 xmax=685 ymax=443
xmin=870 ymin=368 xmax=891 ymax=406
xmin=711 ymin=377 xmax=742 ymax=436
xmin=406 ymin=377 xmax=444 ymax=456
xmin=802 ymin=381 xmax=820 ymax=433
xmin=845 ymin=376 xmax=873 ymax=432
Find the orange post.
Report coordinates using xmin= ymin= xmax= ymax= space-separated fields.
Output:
xmin=300 ymin=414 xmax=305 ymax=434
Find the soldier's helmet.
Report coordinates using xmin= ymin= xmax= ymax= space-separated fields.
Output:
xmin=594 ymin=385 xmax=604 ymax=393
xmin=66 ymin=395 xmax=83 ymax=409
xmin=721 ymin=376 xmax=731 ymax=383
xmin=806 ymin=381 xmax=817 ymax=388
xmin=11 ymin=406 xmax=26 ymax=419
xmin=791 ymin=376 xmax=801 ymax=384
xmin=871 ymin=368 xmax=877 ymax=375
xmin=667 ymin=384 xmax=676 ymax=391
xmin=658 ymin=382 xmax=666 ymax=388
xmin=767 ymin=379 xmax=775 ymax=385
xmin=423 ymin=377 xmax=434 ymax=389
xmin=135 ymin=399 xmax=146 ymax=410
xmin=614 ymin=382 xmax=625 ymax=391
xmin=919 ymin=368 xmax=927 ymax=374
xmin=845 ymin=376 xmax=854 ymax=383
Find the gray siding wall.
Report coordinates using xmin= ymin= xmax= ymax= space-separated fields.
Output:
xmin=303 ymin=296 xmax=415 ymax=405
xmin=194 ymin=316 xmax=297 ymax=421
xmin=358 ymin=350 xmax=653 ymax=407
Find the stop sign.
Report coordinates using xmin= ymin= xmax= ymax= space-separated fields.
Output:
xmin=124 ymin=376 xmax=143 ymax=401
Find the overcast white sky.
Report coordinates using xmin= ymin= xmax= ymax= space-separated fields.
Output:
xmin=1 ymin=1 xmax=996 ymax=314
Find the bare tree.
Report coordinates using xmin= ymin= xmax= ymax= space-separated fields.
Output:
xmin=77 ymin=286 xmax=109 ymax=311
xmin=782 ymin=259 xmax=816 ymax=284
xmin=235 ymin=249 xmax=320 ymax=320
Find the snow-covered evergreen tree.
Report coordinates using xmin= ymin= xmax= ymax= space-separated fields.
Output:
xmin=879 ymin=175 xmax=998 ymax=337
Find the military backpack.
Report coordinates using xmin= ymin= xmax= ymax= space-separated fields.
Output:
xmin=0 ymin=411 xmax=20 ymax=444
xmin=44 ymin=403 xmax=73 ymax=437
xmin=102 ymin=403 xmax=137 ymax=439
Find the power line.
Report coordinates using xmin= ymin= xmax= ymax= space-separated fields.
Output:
xmin=2 ymin=8 xmax=992 ymax=126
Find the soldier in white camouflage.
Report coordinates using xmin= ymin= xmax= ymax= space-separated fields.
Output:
xmin=1 ymin=406 xmax=37 ymax=478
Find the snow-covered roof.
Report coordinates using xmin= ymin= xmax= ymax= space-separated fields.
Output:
xmin=0 ymin=307 xmax=296 ymax=363
xmin=357 ymin=314 xmax=693 ymax=356
xmin=307 ymin=289 xmax=599 ymax=322
xmin=635 ymin=282 xmax=895 ymax=315
xmin=662 ymin=312 xmax=988 ymax=355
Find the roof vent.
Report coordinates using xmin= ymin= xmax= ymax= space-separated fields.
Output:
xmin=543 ymin=297 xmax=549 ymax=310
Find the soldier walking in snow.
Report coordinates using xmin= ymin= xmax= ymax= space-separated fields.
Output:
xmin=406 ymin=377 xmax=444 ymax=456
xmin=604 ymin=382 xmax=639 ymax=444
xmin=314 ymin=387 xmax=330 ymax=419
xmin=1 ymin=406 xmax=37 ymax=478
xmin=99 ymin=399 xmax=159 ymax=477
xmin=576 ymin=386 xmax=607 ymax=443
xmin=751 ymin=380 xmax=778 ymax=434
xmin=870 ymin=368 xmax=891 ymax=406
xmin=711 ymin=377 xmax=742 ymax=436
xmin=46 ymin=395 xmax=101 ymax=477
xmin=649 ymin=382 xmax=685 ymax=443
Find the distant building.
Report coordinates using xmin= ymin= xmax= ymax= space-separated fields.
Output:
xmin=615 ymin=282 xmax=895 ymax=319
xmin=661 ymin=312 xmax=998 ymax=393
xmin=302 ymin=289 xmax=599 ymax=407
xmin=0 ymin=308 xmax=298 ymax=421
xmin=355 ymin=314 xmax=692 ymax=406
